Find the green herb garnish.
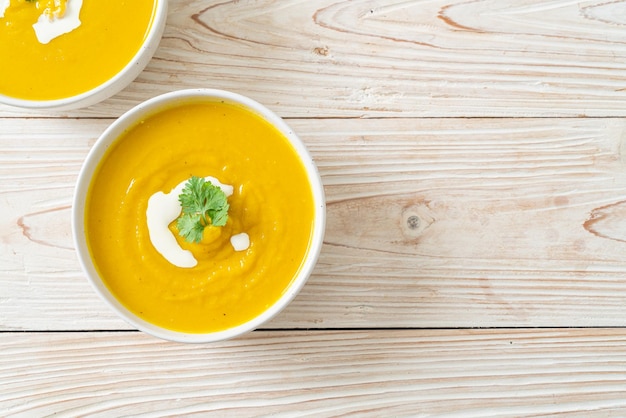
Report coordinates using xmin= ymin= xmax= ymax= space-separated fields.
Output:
xmin=176 ymin=176 xmax=229 ymax=243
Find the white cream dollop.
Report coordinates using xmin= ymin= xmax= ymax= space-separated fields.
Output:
xmin=0 ymin=0 xmax=10 ymax=19
xmin=33 ymin=0 xmax=83 ymax=45
xmin=146 ymin=176 xmax=241 ymax=268
xmin=146 ymin=180 xmax=196 ymax=268
xmin=230 ymin=233 xmax=250 ymax=252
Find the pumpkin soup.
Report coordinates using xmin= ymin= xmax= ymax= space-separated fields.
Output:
xmin=0 ymin=0 xmax=157 ymax=100
xmin=84 ymin=100 xmax=316 ymax=333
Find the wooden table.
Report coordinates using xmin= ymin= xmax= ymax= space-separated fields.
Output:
xmin=3 ymin=0 xmax=626 ymax=415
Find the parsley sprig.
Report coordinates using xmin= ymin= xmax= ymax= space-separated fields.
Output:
xmin=176 ymin=176 xmax=229 ymax=243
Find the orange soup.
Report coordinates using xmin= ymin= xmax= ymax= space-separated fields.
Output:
xmin=0 ymin=0 xmax=157 ymax=100
xmin=85 ymin=100 xmax=315 ymax=333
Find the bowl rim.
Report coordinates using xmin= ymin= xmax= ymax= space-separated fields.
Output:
xmin=72 ymin=88 xmax=326 ymax=343
xmin=0 ymin=0 xmax=168 ymax=110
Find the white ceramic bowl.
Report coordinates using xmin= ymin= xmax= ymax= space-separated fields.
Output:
xmin=0 ymin=0 xmax=168 ymax=111
xmin=72 ymin=89 xmax=326 ymax=343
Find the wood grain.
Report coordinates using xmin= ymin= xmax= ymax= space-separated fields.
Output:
xmin=3 ymin=117 xmax=626 ymax=330
xmin=3 ymin=0 xmax=626 ymax=412
xmin=2 ymin=329 xmax=626 ymax=416
xmin=2 ymin=0 xmax=626 ymax=118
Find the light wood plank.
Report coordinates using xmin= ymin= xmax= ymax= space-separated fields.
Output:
xmin=2 ymin=117 xmax=626 ymax=330
xmin=2 ymin=0 xmax=626 ymax=118
xmin=2 ymin=329 xmax=626 ymax=416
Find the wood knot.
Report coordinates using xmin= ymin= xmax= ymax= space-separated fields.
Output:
xmin=402 ymin=204 xmax=435 ymax=239
xmin=406 ymin=215 xmax=420 ymax=230
xmin=584 ymin=199 xmax=626 ymax=244
xmin=313 ymin=46 xmax=329 ymax=56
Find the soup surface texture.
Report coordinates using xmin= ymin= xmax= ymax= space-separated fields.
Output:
xmin=0 ymin=0 xmax=156 ymax=100
xmin=85 ymin=101 xmax=315 ymax=333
